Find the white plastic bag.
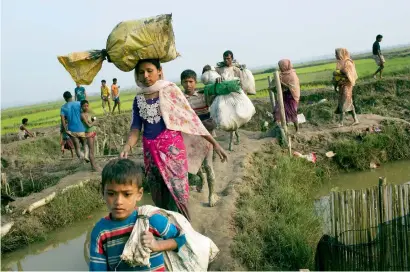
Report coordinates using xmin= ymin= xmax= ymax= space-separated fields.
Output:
xmin=240 ymin=69 xmax=256 ymax=95
xmin=201 ymin=70 xmax=221 ymax=85
xmin=210 ymin=90 xmax=256 ymax=131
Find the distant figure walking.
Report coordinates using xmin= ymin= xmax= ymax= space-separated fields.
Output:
xmin=74 ymin=83 xmax=87 ymax=101
xmin=100 ymin=79 xmax=111 ymax=114
xmin=60 ymin=91 xmax=88 ymax=161
xmin=111 ymin=78 xmax=121 ymax=114
xmin=333 ymin=48 xmax=359 ymax=127
xmin=18 ymin=118 xmax=35 ymax=140
xmin=274 ymin=59 xmax=301 ymax=133
xmin=372 ymin=34 xmax=385 ymax=79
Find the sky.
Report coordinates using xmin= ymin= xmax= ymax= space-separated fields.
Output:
xmin=1 ymin=0 xmax=409 ymax=109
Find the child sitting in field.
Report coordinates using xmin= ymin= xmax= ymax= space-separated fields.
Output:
xmin=89 ymin=159 xmax=187 ymax=271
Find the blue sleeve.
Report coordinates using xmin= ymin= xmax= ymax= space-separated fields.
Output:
xmin=149 ymin=213 xmax=187 ymax=252
xmin=131 ymin=97 xmax=142 ymax=130
xmin=89 ymin=224 xmax=108 ymax=271
xmin=60 ymin=105 xmax=66 ymax=116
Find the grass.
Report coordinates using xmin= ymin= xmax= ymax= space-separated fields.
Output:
xmin=330 ymin=121 xmax=410 ymax=170
xmin=1 ymin=182 xmax=104 ymax=253
xmin=233 ymin=144 xmax=325 ymax=270
xmin=2 ymin=51 xmax=409 ymax=135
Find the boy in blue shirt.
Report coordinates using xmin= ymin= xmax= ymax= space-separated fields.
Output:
xmin=89 ymin=159 xmax=186 ymax=271
xmin=60 ymin=91 xmax=87 ymax=161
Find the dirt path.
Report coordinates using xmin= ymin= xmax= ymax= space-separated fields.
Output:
xmin=187 ymin=130 xmax=272 ymax=270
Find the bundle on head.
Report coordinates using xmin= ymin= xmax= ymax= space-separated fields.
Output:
xmin=57 ymin=14 xmax=179 ymax=85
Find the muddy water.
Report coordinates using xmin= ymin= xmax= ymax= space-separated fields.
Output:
xmin=315 ymin=160 xmax=410 ymax=235
xmin=318 ymin=159 xmax=410 ymax=197
xmin=1 ymin=194 xmax=153 ymax=271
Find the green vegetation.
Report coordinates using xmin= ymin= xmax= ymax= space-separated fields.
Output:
xmin=233 ymin=144 xmax=324 ymax=270
xmin=330 ymin=121 xmax=410 ymax=170
xmin=1 ymin=182 xmax=104 ymax=253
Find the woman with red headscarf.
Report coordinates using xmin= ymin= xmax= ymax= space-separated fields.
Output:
xmin=274 ymin=59 xmax=301 ymax=133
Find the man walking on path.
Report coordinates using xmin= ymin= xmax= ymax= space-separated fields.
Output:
xmin=74 ymin=83 xmax=87 ymax=101
xmin=60 ymin=91 xmax=88 ymax=161
xmin=100 ymin=79 xmax=111 ymax=114
xmin=111 ymin=78 xmax=121 ymax=114
xmin=372 ymin=34 xmax=385 ymax=79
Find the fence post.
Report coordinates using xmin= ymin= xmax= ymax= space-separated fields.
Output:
xmin=274 ymin=71 xmax=287 ymax=134
xmin=378 ymin=176 xmax=387 ymax=270
xmin=267 ymin=76 xmax=276 ymax=112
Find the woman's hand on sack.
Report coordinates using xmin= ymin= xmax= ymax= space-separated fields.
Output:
xmin=214 ymin=143 xmax=228 ymax=162
xmin=215 ymin=77 xmax=223 ymax=83
xmin=141 ymin=231 xmax=159 ymax=251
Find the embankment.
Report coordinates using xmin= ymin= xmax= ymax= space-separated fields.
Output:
xmin=232 ymin=79 xmax=410 ymax=270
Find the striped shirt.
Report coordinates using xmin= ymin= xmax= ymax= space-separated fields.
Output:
xmin=89 ymin=210 xmax=186 ymax=271
xmin=185 ymin=91 xmax=210 ymax=121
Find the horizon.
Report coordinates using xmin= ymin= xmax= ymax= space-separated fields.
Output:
xmin=1 ymin=0 xmax=409 ymax=110
xmin=2 ymin=43 xmax=409 ymax=110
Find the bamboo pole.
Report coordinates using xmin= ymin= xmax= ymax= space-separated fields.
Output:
xmin=267 ymin=76 xmax=276 ymax=112
xmin=288 ymin=136 xmax=292 ymax=156
xmin=274 ymin=71 xmax=288 ymax=134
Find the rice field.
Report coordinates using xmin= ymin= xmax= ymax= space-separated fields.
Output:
xmin=2 ymin=53 xmax=409 ymax=135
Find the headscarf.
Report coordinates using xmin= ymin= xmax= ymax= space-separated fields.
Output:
xmin=335 ymin=48 xmax=358 ymax=86
xmin=278 ymin=59 xmax=301 ymax=103
xmin=134 ymin=71 xmax=212 ymax=174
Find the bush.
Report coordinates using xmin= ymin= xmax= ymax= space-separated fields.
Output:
xmin=331 ymin=121 xmax=410 ymax=170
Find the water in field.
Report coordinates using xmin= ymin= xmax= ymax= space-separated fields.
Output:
xmin=317 ymin=159 xmax=410 ymax=196
xmin=314 ymin=159 xmax=410 ymax=235
xmin=1 ymin=194 xmax=153 ymax=271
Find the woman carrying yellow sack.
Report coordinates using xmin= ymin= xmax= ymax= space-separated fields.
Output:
xmin=120 ymin=59 xmax=228 ymax=222
xmin=333 ymin=48 xmax=359 ymax=127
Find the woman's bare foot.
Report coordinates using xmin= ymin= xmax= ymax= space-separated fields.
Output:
xmin=351 ymin=120 xmax=360 ymax=126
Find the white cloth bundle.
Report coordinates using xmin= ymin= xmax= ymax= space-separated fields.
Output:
xmin=121 ymin=205 xmax=220 ymax=271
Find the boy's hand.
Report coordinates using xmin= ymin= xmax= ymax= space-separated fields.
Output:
xmin=141 ymin=231 xmax=159 ymax=251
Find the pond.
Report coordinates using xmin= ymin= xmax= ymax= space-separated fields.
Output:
xmin=1 ymin=194 xmax=153 ymax=271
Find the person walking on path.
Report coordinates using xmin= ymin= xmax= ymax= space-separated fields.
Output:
xmin=100 ymin=79 xmax=111 ymax=114
xmin=372 ymin=34 xmax=385 ymax=79
xmin=274 ymin=59 xmax=301 ymax=134
xmin=333 ymin=48 xmax=359 ymax=127
xmin=81 ymin=100 xmax=100 ymax=172
xmin=120 ymin=59 xmax=228 ymax=221
xmin=74 ymin=83 xmax=87 ymax=101
xmin=111 ymin=78 xmax=121 ymax=114
xmin=181 ymin=69 xmax=219 ymax=207
xmin=60 ymin=91 xmax=88 ymax=161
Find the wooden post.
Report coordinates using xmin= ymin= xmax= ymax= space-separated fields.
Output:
xmin=267 ymin=76 xmax=276 ymax=112
xmin=379 ymin=177 xmax=387 ymax=223
xmin=274 ymin=71 xmax=287 ymax=134
xmin=288 ymin=136 xmax=292 ymax=156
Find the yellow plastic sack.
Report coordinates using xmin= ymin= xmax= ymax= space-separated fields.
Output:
xmin=57 ymin=14 xmax=179 ymax=85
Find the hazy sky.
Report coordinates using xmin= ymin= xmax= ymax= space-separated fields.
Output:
xmin=1 ymin=0 xmax=409 ymax=109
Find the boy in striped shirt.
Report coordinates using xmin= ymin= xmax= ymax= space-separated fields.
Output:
xmin=89 ymin=159 xmax=186 ymax=271
xmin=181 ymin=70 xmax=219 ymax=207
